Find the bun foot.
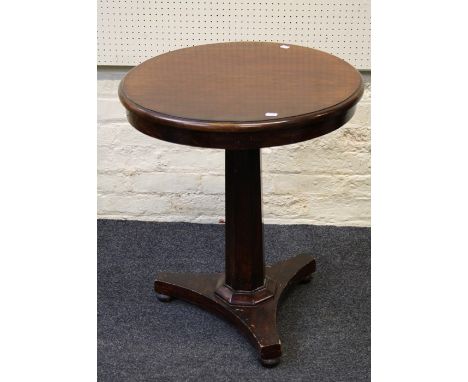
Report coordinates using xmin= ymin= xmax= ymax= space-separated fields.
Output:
xmin=156 ymin=292 xmax=173 ymax=302
xmin=299 ymin=273 xmax=313 ymax=284
xmin=261 ymin=356 xmax=281 ymax=367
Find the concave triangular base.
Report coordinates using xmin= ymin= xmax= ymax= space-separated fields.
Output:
xmin=154 ymin=254 xmax=316 ymax=367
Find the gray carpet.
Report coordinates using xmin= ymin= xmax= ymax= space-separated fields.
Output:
xmin=98 ymin=220 xmax=370 ymax=381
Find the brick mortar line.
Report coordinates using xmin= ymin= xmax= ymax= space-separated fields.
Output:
xmin=97 ymin=191 xmax=371 ymax=198
xmin=97 ymin=170 xmax=371 ymax=177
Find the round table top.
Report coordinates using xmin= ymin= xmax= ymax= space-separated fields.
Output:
xmin=119 ymin=42 xmax=363 ymax=149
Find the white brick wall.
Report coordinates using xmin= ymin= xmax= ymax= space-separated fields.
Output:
xmin=97 ymin=68 xmax=371 ymax=226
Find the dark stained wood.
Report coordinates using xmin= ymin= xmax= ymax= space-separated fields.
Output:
xmin=119 ymin=42 xmax=364 ymax=367
xmin=155 ymin=254 xmax=316 ymax=366
xmin=119 ymin=42 xmax=364 ymax=149
xmin=215 ymin=149 xmax=273 ymax=306
xmin=224 ymin=149 xmax=264 ymax=291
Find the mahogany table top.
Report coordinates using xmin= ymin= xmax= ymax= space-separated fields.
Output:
xmin=119 ymin=42 xmax=363 ymax=149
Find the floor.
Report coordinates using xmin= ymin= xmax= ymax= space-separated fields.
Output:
xmin=98 ymin=220 xmax=370 ymax=381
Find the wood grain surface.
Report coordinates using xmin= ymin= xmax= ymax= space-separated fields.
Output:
xmin=119 ymin=42 xmax=363 ymax=149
